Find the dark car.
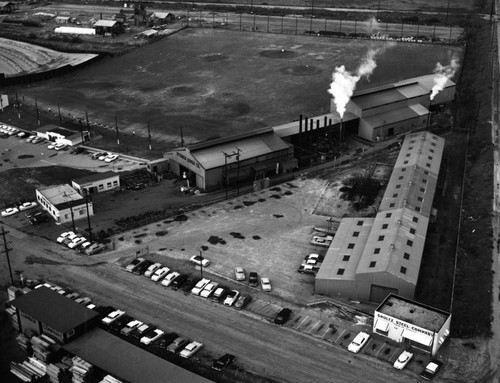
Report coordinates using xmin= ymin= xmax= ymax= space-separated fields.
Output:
xmin=70 ymin=146 xmax=86 ymax=154
xmin=155 ymin=332 xmax=178 ymax=349
xmin=211 ymin=354 xmax=235 ymax=372
xmin=93 ymin=306 xmax=116 ymax=321
xmin=274 ymin=308 xmax=292 ymax=325
xmin=210 ymin=286 xmax=227 ymax=303
xmin=28 ymin=212 xmax=49 ymax=225
xmin=234 ymin=294 xmax=251 ymax=310
xmin=172 ymin=274 xmax=188 ymax=290
xmin=133 ymin=260 xmax=154 ymax=275
xmin=420 ymin=360 xmax=443 ymax=381
xmin=167 ymin=336 xmax=189 ymax=353
xmin=248 ymin=272 xmax=258 ymax=287
xmin=130 ymin=323 xmax=153 ymax=340
xmin=109 ymin=314 xmax=133 ymax=332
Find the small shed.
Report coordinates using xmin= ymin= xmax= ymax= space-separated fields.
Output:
xmin=55 ymin=16 xmax=71 ymax=24
xmin=139 ymin=29 xmax=158 ymax=39
xmin=94 ymin=19 xmax=121 ymax=36
xmin=150 ymin=12 xmax=175 ymax=26
xmin=0 ymin=2 xmax=14 ymax=14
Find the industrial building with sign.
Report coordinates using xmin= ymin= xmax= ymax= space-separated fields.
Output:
xmin=373 ymin=294 xmax=451 ymax=356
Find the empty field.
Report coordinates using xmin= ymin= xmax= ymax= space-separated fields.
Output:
xmin=14 ymin=29 xmax=461 ymax=149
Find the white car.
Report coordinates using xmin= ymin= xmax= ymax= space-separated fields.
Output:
xmin=140 ymin=328 xmax=164 ymax=345
xmin=161 ymin=271 xmax=180 ymax=287
xmin=200 ymin=282 xmax=219 ymax=298
xmin=1 ymin=207 xmax=19 ymax=217
xmin=125 ymin=257 xmax=146 ymax=272
xmin=56 ymin=231 xmax=76 ymax=243
xmin=393 ymin=350 xmax=413 ymax=370
xmin=179 ymin=341 xmax=203 ymax=359
xmin=190 ymin=255 xmax=210 ymax=267
xmin=18 ymin=201 xmax=37 ymax=211
xmin=234 ymin=267 xmax=246 ymax=281
xmin=76 ymin=241 xmax=92 ymax=253
xmin=347 ymin=332 xmax=370 ymax=353
xmin=98 ymin=152 xmax=110 ymax=161
xmin=151 ymin=266 xmax=170 ymax=282
xmin=191 ymin=278 xmax=210 ymax=295
xmin=120 ymin=319 xmax=143 ymax=336
xmin=68 ymin=236 xmax=87 ymax=249
xmin=102 ymin=309 xmax=125 ymax=325
xmin=104 ymin=154 xmax=119 ymax=163
xmin=260 ymin=278 xmax=272 ymax=292
xmin=144 ymin=262 xmax=162 ymax=278
xmin=26 ymin=135 xmax=36 ymax=143
xmin=16 ymin=131 xmax=27 ymax=138
xmin=47 ymin=142 xmax=57 ymax=150
xmin=54 ymin=143 xmax=68 ymax=151
xmin=223 ymin=290 xmax=240 ymax=306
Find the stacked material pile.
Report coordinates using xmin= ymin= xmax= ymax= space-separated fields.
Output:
xmin=10 ymin=357 xmax=46 ymax=382
xmin=46 ymin=360 xmax=72 ymax=383
xmin=31 ymin=335 xmax=55 ymax=363
xmin=99 ymin=375 xmax=124 ymax=383
xmin=16 ymin=333 xmax=31 ymax=353
xmin=69 ymin=356 xmax=94 ymax=383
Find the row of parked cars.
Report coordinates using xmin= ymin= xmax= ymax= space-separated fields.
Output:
xmin=56 ymin=231 xmax=106 ymax=255
xmin=1 ymin=201 xmax=38 ymax=217
xmin=297 ymin=253 xmax=324 ymax=274
xmin=91 ymin=151 xmax=119 ymax=163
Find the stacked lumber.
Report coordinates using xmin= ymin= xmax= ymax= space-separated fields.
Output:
xmin=16 ymin=333 xmax=31 ymax=353
xmin=31 ymin=335 xmax=55 ymax=363
xmin=69 ymin=356 xmax=94 ymax=383
xmin=99 ymin=375 xmax=124 ymax=383
xmin=46 ymin=361 xmax=72 ymax=383
xmin=10 ymin=358 xmax=45 ymax=382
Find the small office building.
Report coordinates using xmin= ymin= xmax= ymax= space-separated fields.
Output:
xmin=36 ymin=184 xmax=94 ymax=224
xmin=36 ymin=124 xmax=87 ymax=146
xmin=72 ymin=171 xmax=120 ymax=195
xmin=10 ymin=287 xmax=99 ymax=344
xmin=374 ymin=294 xmax=451 ymax=356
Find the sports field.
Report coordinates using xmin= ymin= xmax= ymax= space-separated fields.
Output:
xmin=17 ymin=29 xmax=462 ymax=149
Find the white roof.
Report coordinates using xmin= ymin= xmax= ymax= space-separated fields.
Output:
xmin=94 ymin=20 xmax=117 ymax=27
xmin=54 ymin=27 xmax=96 ymax=35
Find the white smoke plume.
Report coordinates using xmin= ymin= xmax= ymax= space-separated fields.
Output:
xmin=364 ymin=16 xmax=380 ymax=34
xmin=430 ymin=55 xmax=460 ymax=100
xmin=328 ymin=47 xmax=386 ymax=118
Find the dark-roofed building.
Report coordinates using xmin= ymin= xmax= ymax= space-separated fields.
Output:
xmin=72 ymin=171 xmax=120 ymax=195
xmin=64 ymin=328 xmax=213 ymax=383
xmin=0 ymin=2 xmax=14 ymax=14
xmin=374 ymin=294 xmax=451 ymax=356
xmin=169 ymin=127 xmax=297 ymax=191
xmin=10 ymin=287 xmax=99 ymax=344
xmin=149 ymin=12 xmax=175 ymax=26
xmin=36 ymin=184 xmax=94 ymax=224
xmin=315 ymin=132 xmax=444 ymax=303
xmin=36 ymin=124 xmax=87 ymax=146
xmin=94 ymin=19 xmax=121 ymax=36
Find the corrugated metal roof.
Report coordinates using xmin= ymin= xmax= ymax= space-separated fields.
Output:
xmin=362 ymin=104 xmax=427 ymax=128
xmin=64 ymin=328 xmax=213 ymax=383
xmin=11 ymin=287 xmax=98 ymax=334
xmin=73 ymin=171 xmax=119 ymax=185
xmin=38 ymin=184 xmax=83 ymax=205
xmin=353 ymin=88 xmax=406 ymax=110
xmin=395 ymin=131 xmax=445 ymax=175
xmin=94 ymin=20 xmax=117 ymax=27
xmin=316 ymin=218 xmax=374 ymax=281
xmin=187 ymin=127 xmax=273 ymax=151
xmin=190 ymin=132 xmax=290 ymax=170
xmin=273 ymin=111 xmax=358 ymax=138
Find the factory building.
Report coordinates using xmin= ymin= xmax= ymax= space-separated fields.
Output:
xmin=315 ymin=131 xmax=444 ymax=303
xmin=10 ymin=287 xmax=99 ymax=344
xmin=169 ymin=127 xmax=297 ymax=191
xmin=340 ymin=75 xmax=455 ymax=142
xmin=36 ymin=184 xmax=94 ymax=224
xmin=374 ymin=294 xmax=451 ymax=356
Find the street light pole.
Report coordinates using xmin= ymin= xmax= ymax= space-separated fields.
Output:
xmin=199 ymin=250 xmax=203 ymax=279
xmin=1 ymin=226 xmax=14 ymax=285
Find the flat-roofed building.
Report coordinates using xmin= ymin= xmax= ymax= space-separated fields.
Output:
xmin=374 ymin=294 xmax=451 ymax=356
xmin=36 ymin=124 xmax=87 ymax=146
xmin=72 ymin=171 xmax=120 ymax=195
xmin=36 ymin=184 xmax=94 ymax=224
xmin=170 ymin=127 xmax=297 ymax=191
xmin=10 ymin=287 xmax=99 ymax=344
xmin=315 ymin=132 xmax=444 ymax=303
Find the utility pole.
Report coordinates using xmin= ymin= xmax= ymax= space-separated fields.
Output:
xmin=199 ymin=250 xmax=204 ymax=279
xmin=57 ymin=104 xmax=62 ymax=125
xmin=84 ymin=190 xmax=92 ymax=242
xmin=35 ymin=99 xmax=40 ymax=126
xmin=79 ymin=118 xmax=84 ymax=143
xmin=147 ymin=121 xmax=152 ymax=150
xmin=115 ymin=115 xmax=120 ymax=144
xmin=1 ymin=226 xmax=14 ymax=285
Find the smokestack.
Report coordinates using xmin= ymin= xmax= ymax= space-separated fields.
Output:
xmin=340 ymin=118 xmax=344 ymax=142
xmin=430 ymin=55 xmax=460 ymax=100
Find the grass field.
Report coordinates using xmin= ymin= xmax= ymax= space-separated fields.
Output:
xmin=12 ymin=28 xmax=462 ymax=150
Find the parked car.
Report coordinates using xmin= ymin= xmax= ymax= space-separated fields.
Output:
xmin=76 ymin=241 xmax=93 ymax=253
xmin=125 ymin=257 xmax=146 ymax=272
xmin=151 ymin=266 xmax=170 ymax=282
xmin=234 ymin=294 xmax=251 ymax=310
xmin=84 ymin=243 xmax=106 ymax=255
xmin=141 ymin=329 xmax=164 ymax=345
xmin=70 ymin=146 xmax=86 ymax=154
xmin=68 ymin=236 xmax=87 ymax=249
xmin=120 ymin=319 xmax=143 ymax=336
xmin=248 ymin=272 xmax=258 ymax=287
xmin=310 ymin=236 xmax=332 ymax=247
xmin=1 ymin=207 xmax=19 ymax=217
xmin=25 ymin=135 xmax=36 ymax=143
xmin=47 ymin=142 xmax=57 ymax=150
xmin=56 ymin=231 xmax=77 ymax=244
xmin=16 ymin=131 xmax=27 ymax=138
xmin=74 ymin=297 xmax=92 ymax=305
xmin=54 ymin=143 xmax=68 ymax=151
xmin=104 ymin=154 xmax=119 ymax=163
xmin=133 ymin=260 xmax=154 ymax=275
xmin=297 ymin=264 xmax=319 ymax=274
xmin=130 ymin=323 xmax=152 ymax=339
xmin=101 ymin=309 xmax=126 ymax=326
xmin=179 ymin=341 xmax=203 ymax=358
xmin=18 ymin=202 xmax=37 ymax=211
xmin=210 ymin=286 xmax=227 ymax=303
xmin=144 ymin=262 xmax=162 ymax=278
xmin=109 ymin=314 xmax=133 ymax=332
xmin=161 ymin=271 xmax=180 ymax=287
xmin=200 ymin=282 xmax=219 ymax=298
xmin=171 ymin=274 xmax=188 ymax=290
xmin=191 ymin=278 xmax=210 ymax=295
xmin=190 ymin=255 xmax=210 ymax=267
xmin=347 ymin=332 xmax=370 ymax=353
xmin=393 ymin=350 xmax=413 ymax=370
xmin=92 ymin=152 xmax=105 ymax=160
xmin=420 ymin=360 xmax=443 ymax=380
xmin=31 ymin=136 xmax=44 ymax=144
xmin=167 ymin=336 xmax=189 ymax=353
xmin=223 ymin=290 xmax=240 ymax=306
xmin=28 ymin=212 xmax=49 ymax=225
xmin=212 ymin=354 xmax=235 ymax=372
xmin=234 ymin=267 xmax=246 ymax=281
xmin=260 ymin=278 xmax=272 ymax=292
xmin=274 ymin=308 xmax=292 ymax=325
xmin=98 ymin=152 xmax=111 ymax=161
